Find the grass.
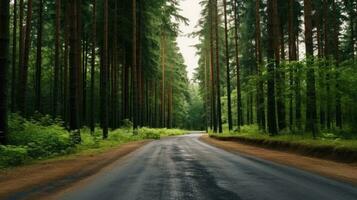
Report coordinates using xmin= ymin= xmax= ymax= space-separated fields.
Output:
xmin=209 ymin=125 xmax=357 ymax=151
xmin=1 ymin=116 xmax=188 ymax=169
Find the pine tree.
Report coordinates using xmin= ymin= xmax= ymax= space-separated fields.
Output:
xmin=0 ymin=0 xmax=10 ymax=144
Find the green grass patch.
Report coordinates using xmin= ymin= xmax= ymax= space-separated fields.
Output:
xmin=209 ymin=125 xmax=357 ymax=162
xmin=0 ymin=114 xmax=187 ymax=169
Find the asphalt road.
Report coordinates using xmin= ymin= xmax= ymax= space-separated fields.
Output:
xmin=61 ymin=133 xmax=357 ymax=200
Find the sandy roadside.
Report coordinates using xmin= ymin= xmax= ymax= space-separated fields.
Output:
xmin=0 ymin=140 xmax=150 ymax=199
xmin=200 ymin=135 xmax=357 ymax=186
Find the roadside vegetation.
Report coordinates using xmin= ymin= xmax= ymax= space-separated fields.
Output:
xmin=0 ymin=114 xmax=186 ymax=169
xmin=210 ymin=125 xmax=357 ymax=150
xmin=209 ymin=125 xmax=357 ymax=162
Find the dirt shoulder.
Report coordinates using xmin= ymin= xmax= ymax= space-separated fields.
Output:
xmin=0 ymin=140 xmax=150 ymax=200
xmin=200 ymin=135 xmax=357 ymax=185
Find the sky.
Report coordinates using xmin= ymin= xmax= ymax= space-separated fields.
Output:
xmin=176 ymin=0 xmax=202 ymax=81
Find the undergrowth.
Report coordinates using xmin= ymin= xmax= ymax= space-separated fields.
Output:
xmin=0 ymin=114 xmax=187 ymax=169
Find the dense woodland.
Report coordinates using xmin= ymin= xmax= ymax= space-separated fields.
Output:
xmin=194 ymin=0 xmax=357 ymax=137
xmin=0 ymin=0 xmax=201 ymax=145
xmin=1 ymin=0 xmax=357 ymax=147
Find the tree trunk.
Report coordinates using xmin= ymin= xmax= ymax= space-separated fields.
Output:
xmin=214 ymin=0 xmax=222 ymax=133
xmin=304 ymin=0 xmax=318 ymax=138
xmin=90 ymin=0 xmax=96 ymax=133
xmin=267 ymin=0 xmax=278 ymax=135
xmin=255 ymin=0 xmax=265 ymax=131
xmin=288 ymin=0 xmax=297 ymax=131
xmin=223 ymin=0 xmax=232 ymax=131
xmin=332 ymin=0 xmax=342 ymax=129
xmin=209 ymin=0 xmax=217 ymax=132
xmin=11 ymin=0 xmax=17 ymax=112
xmin=17 ymin=0 xmax=33 ymax=114
xmin=101 ymin=0 xmax=109 ymax=138
xmin=68 ymin=0 xmax=81 ymax=143
xmin=0 ymin=0 xmax=10 ymax=144
xmin=35 ymin=0 xmax=43 ymax=113
xmin=233 ymin=0 xmax=243 ymax=128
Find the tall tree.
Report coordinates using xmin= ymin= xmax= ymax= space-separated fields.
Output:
xmin=304 ymin=0 xmax=318 ymax=137
xmin=288 ymin=0 xmax=298 ymax=130
xmin=255 ymin=0 xmax=265 ymax=131
xmin=223 ymin=0 xmax=232 ymax=131
xmin=68 ymin=0 xmax=81 ymax=143
xmin=214 ymin=0 xmax=222 ymax=133
xmin=35 ymin=0 xmax=43 ymax=112
xmin=90 ymin=0 xmax=96 ymax=133
xmin=17 ymin=0 xmax=33 ymax=114
xmin=267 ymin=0 xmax=278 ymax=135
xmin=209 ymin=0 xmax=217 ymax=132
xmin=101 ymin=0 xmax=109 ymax=138
xmin=0 ymin=0 xmax=10 ymax=144
xmin=53 ymin=0 xmax=61 ymax=116
xmin=11 ymin=0 xmax=17 ymax=112
xmin=233 ymin=0 xmax=243 ymax=128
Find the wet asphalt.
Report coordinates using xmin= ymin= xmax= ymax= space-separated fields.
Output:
xmin=60 ymin=133 xmax=357 ymax=200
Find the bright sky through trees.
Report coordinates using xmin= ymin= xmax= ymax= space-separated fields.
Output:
xmin=177 ymin=0 xmax=202 ymax=81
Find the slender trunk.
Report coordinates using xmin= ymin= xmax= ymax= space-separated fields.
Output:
xmin=333 ymin=0 xmax=342 ymax=129
xmin=223 ymin=0 xmax=232 ymax=131
xmin=63 ymin=4 xmax=69 ymax=124
xmin=209 ymin=0 xmax=217 ymax=132
xmin=53 ymin=0 xmax=61 ymax=117
xmin=0 ymin=0 xmax=10 ymax=144
xmin=101 ymin=0 xmax=109 ymax=138
xmin=132 ymin=0 xmax=138 ymax=130
xmin=17 ymin=0 xmax=33 ymax=114
xmin=255 ymin=0 xmax=265 ymax=131
xmin=90 ymin=0 xmax=96 ymax=133
xmin=214 ymin=0 xmax=222 ymax=133
xmin=233 ymin=0 xmax=242 ymax=128
xmin=69 ymin=0 xmax=81 ymax=143
xmin=11 ymin=0 xmax=17 ymax=112
xmin=17 ymin=0 xmax=24 ymax=112
xmin=267 ymin=0 xmax=278 ymax=135
xmin=277 ymin=24 xmax=286 ymax=131
xmin=288 ymin=0 xmax=296 ymax=130
xmin=35 ymin=0 xmax=43 ymax=113
xmin=304 ymin=0 xmax=318 ymax=138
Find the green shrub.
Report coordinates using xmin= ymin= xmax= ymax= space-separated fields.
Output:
xmin=0 ymin=145 xmax=28 ymax=168
xmin=8 ymin=115 xmax=74 ymax=159
xmin=139 ymin=127 xmax=161 ymax=139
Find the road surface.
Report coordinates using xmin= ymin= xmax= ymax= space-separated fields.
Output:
xmin=61 ymin=133 xmax=357 ymax=200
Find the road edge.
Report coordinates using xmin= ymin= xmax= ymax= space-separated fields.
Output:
xmin=0 ymin=140 xmax=151 ymax=200
xmin=200 ymin=134 xmax=357 ymax=186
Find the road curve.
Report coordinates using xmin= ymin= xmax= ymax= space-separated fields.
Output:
xmin=60 ymin=133 xmax=357 ymax=200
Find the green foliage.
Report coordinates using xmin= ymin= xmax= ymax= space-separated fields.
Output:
xmin=7 ymin=114 xmax=74 ymax=159
xmin=1 ymin=115 xmax=187 ymax=168
xmin=211 ymin=125 xmax=357 ymax=151
xmin=0 ymin=145 xmax=28 ymax=168
xmin=138 ymin=127 xmax=161 ymax=140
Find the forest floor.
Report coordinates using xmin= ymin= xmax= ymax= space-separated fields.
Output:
xmin=0 ymin=140 xmax=150 ymax=200
xmin=201 ymin=135 xmax=357 ymax=185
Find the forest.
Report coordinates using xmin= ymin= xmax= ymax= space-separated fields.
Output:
xmin=0 ymin=0 xmax=203 ymax=168
xmin=0 ymin=0 xmax=357 ymax=168
xmin=194 ymin=0 xmax=357 ymax=139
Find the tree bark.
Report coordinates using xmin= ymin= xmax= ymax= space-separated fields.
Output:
xmin=255 ymin=0 xmax=265 ymax=131
xmin=304 ymin=0 xmax=318 ymax=138
xmin=214 ymin=0 xmax=222 ymax=133
xmin=0 ymin=0 xmax=10 ymax=144
xmin=11 ymin=0 xmax=17 ymax=112
xmin=101 ymin=0 xmax=109 ymax=138
xmin=267 ymin=0 xmax=278 ymax=135
xmin=90 ymin=0 xmax=96 ymax=133
xmin=17 ymin=0 xmax=33 ymax=114
xmin=223 ymin=0 xmax=232 ymax=131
